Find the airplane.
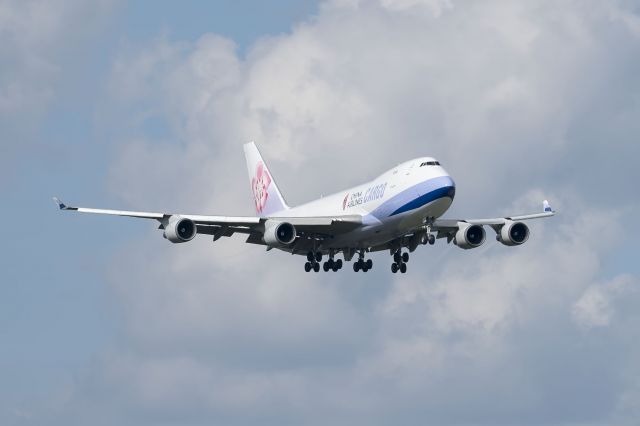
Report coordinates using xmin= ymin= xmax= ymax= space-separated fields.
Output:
xmin=54 ymin=142 xmax=555 ymax=273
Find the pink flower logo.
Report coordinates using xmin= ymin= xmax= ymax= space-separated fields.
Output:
xmin=251 ymin=162 xmax=272 ymax=213
xmin=343 ymin=193 xmax=349 ymax=210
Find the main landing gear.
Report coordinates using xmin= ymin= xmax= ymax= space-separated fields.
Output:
xmin=304 ymin=251 xmax=321 ymax=272
xmin=391 ymin=250 xmax=409 ymax=274
xmin=323 ymin=257 xmax=343 ymax=272
xmin=304 ymin=251 xmax=343 ymax=272
xmin=353 ymin=251 xmax=372 ymax=273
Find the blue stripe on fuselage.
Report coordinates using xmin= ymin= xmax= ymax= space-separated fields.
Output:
xmin=389 ymin=184 xmax=455 ymax=216
xmin=369 ymin=175 xmax=455 ymax=220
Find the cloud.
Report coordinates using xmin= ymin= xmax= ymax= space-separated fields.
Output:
xmin=43 ymin=0 xmax=640 ymax=424
xmin=573 ymin=275 xmax=639 ymax=329
xmin=0 ymin=0 xmax=118 ymax=179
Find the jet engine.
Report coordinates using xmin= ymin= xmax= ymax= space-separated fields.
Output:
xmin=163 ymin=215 xmax=197 ymax=243
xmin=263 ymin=220 xmax=297 ymax=246
xmin=454 ymin=222 xmax=486 ymax=249
xmin=497 ymin=220 xmax=529 ymax=246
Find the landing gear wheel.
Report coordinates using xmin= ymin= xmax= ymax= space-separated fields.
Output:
xmin=391 ymin=263 xmax=398 ymax=273
xmin=336 ymin=259 xmax=343 ymax=269
xmin=394 ymin=252 xmax=401 ymax=263
xmin=366 ymin=259 xmax=373 ymax=269
xmin=429 ymin=234 xmax=435 ymax=245
xmin=313 ymin=263 xmax=320 ymax=272
xmin=353 ymin=262 xmax=360 ymax=272
xmin=323 ymin=262 xmax=330 ymax=272
xmin=402 ymin=252 xmax=409 ymax=263
xmin=315 ymin=252 xmax=323 ymax=262
xmin=304 ymin=262 xmax=311 ymax=272
xmin=332 ymin=263 xmax=340 ymax=272
xmin=307 ymin=252 xmax=314 ymax=262
xmin=400 ymin=263 xmax=407 ymax=273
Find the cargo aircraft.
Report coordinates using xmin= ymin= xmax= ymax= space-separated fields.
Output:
xmin=54 ymin=142 xmax=555 ymax=273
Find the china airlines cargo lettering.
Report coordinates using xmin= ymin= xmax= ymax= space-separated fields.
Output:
xmin=54 ymin=142 xmax=555 ymax=273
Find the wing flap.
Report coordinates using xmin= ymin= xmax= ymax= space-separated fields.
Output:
xmin=269 ymin=215 xmax=362 ymax=234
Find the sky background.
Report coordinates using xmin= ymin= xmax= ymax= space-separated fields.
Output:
xmin=1 ymin=0 xmax=640 ymax=424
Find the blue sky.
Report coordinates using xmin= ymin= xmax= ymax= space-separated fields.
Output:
xmin=2 ymin=1 xmax=640 ymax=425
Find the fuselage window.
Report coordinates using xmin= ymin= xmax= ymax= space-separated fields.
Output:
xmin=420 ymin=161 xmax=440 ymax=167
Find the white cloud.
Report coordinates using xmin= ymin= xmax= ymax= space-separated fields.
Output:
xmin=379 ymin=0 xmax=453 ymax=15
xmin=573 ymin=275 xmax=638 ymax=329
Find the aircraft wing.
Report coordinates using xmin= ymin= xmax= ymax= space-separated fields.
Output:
xmin=431 ymin=200 xmax=556 ymax=239
xmin=53 ymin=198 xmax=361 ymax=243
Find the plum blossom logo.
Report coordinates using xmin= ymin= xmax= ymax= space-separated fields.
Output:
xmin=342 ymin=193 xmax=349 ymax=210
xmin=252 ymin=162 xmax=272 ymax=213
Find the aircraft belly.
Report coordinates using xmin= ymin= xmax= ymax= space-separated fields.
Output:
xmin=323 ymin=197 xmax=453 ymax=250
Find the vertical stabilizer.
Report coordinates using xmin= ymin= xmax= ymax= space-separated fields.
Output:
xmin=243 ymin=142 xmax=290 ymax=216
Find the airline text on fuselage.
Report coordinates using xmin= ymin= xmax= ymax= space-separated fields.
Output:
xmin=346 ymin=182 xmax=388 ymax=209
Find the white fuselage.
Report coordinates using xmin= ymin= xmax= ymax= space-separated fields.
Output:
xmin=273 ymin=157 xmax=456 ymax=250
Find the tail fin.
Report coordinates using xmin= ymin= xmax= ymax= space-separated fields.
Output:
xmin=543 ymin=200 xmax=553 ymax=213
xmin=243 ymin=142 xmax=290 ymax=216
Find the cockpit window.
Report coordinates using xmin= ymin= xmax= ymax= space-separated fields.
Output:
xmin=420 ymin=161 xmax=440 ymax=167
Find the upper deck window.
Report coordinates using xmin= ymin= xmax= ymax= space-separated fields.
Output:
xmin=420 ymin=161 xmax=440 ymax=167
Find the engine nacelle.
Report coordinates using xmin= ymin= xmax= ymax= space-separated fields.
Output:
xmin=263 ymin=220 xmax=297 ymax=246
xmin=163 ymin=215 xmax=197 ymax=243
xmin=454 ymin=223 xmax=486 ymax=249
xmin=497 ymin=220 xmax=529 ymax=246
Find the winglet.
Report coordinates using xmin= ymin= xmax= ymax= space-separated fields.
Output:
xmin=53 ymin=197 xmax=71 ymax=210
xmin=543 ymin=200 xmax=553 ymax=213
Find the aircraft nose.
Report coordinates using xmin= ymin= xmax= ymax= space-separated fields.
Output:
xmin=445 ymin=175 xmax=456 ymax=199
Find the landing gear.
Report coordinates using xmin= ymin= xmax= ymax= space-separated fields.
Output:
xmin=322 ymin=252 xmax=343 ymax=272
xmin=353 ymin=251 xmax=372 ymax=272
xmin=391 ymin=249 xmax=408 ymax=273
xmin=305 ymin=250 xmax=345 ymax=272
xmin=305 ymin=251 xmax=324 ymax=272
xmin=303 ymin=248 xmax=375 ymax=273
xmin=332 ymin=259 xmax=343 ymax=272
xmin=420 ymin=223 xmax=436 ymax=245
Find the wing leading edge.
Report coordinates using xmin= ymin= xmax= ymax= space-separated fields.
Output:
xmin=52 ymin=197 xmax=361 ymax=243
